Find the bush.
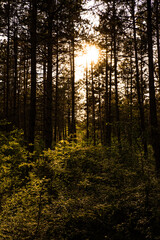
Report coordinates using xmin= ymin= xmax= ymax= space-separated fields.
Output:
xmin=0 ymin=132 xmax=160 ymax=239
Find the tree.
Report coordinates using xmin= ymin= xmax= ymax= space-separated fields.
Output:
xmin=131 ymin=0 xmax=147 ymax=157
xmin=44 ymin=0 xmax=54 ymax=149
xmin=28 ymin=0 xmax=37 ymax=151
xmin=91 ymin=60 xmax=96 ymax=145
xmin=155 ymin=0 xmax=160 ymax=90
xmin=85 ymin=59 xmax=89 ymax=142
xmin=6 ymin=0 xmax=10 ymax=119
xmin=147 ymin=0 xmax=160 ymax=175
xmin=113 ymin=0 xmax=121 ymax=147
xmin=13 ymin=9 xmax=18 ymax=126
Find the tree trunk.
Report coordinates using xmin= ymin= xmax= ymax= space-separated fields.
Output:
xmin=129 ymin=42 xmax=133 ymax=147
xmin=23 ymin=55 xmax=27 ymax=140
xmin=28 ymin=0 xmax=37 ymax=151
xmin=44 ymin=10 xmax=53 ymax=149
xmin=43 ymin=44 xmax=47 ymax=144
xmin=131 ymin=0 xmax=147 ymax=157
xmin=113 ymin=0 xmax=121 ymax=146
xmin=54 ymin=18 xmax=59 ymax=145
xmin=86 ymin=59 xmax=89 ymax=142
xmin=147 ymin=0 xmax=160 ymax=175
xmin=108 ymin=41 xmax=113 ymax=148
xmin=91 ymin=61 xmax=96 ymax=146
xmin=155 ymin=0 xmax=160 ymax=90
xmin=13 ymin=26 xmax=18 ymax=125
xmin=71 ymin=30 xmax=76 ymax=137
xmin=105 ymin=44 xmax=110 ymax=146
xmin=6 ymin=0 xmax=10 ymax=119
xmin=67 ymin=74 xmax=71 ymax=136
xmin=98 ymin=74 xmax=102 ymax=144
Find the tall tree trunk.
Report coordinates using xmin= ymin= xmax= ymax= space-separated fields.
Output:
xmin=86 ymin=59 xmax=89 ymax=142
xmin=108 ymin=41 xmax=113 ymax=148
xmin=13 ymin=26 xmax=18 ymax=125
xmin=131 ymin=0 xmax=147 ymax=157
xmin=6 ymin=0 xmax=10 ymax=119
xmin=113 ymin=0 xmax=121 ymax=147
xmin=67 ymin=74 xmax=71 ymax=136
xmin=98 ymin=74 xmax=102 ymax=144
xmin=23 ymin=55 xmax=27 ymax=140
xmin=54 ymin=18 xmax=59 ymax=144
xmin=24 ymin=47 xmax=29 ymax=141
xmin=147 ymin=0 xmax=160 ymax=175
xmin=28 ymin=0 xmax=37 ymax=151
xmin=155 ymin=0 xmax=160 ymax=90
xmin=17 ymin=71 xmax=20 ymax=128
xmin=129 ymin=43 xmax=133 ymax=147
xmin=91 ymin=61 xmax=96 ymax=146
xmin=105 ymin=44 xmax=109 ymax=146
xmin=44 ymin=10 xmax=53 ymax=149
xmin=43 ymin=45 xmax=47 ymax=144
xmin=71 ymin=30 xmax=76 ymax=137
xmin=3 ymin=64 xmax=6 ymax=117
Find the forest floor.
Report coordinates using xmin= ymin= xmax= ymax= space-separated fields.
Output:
xmin=0 ymin=129 xmax=160 ymax=239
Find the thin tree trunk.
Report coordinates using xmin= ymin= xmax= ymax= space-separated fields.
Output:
xmin=17 ymin=70 xmax=21 ymax=128
xmin=155 ymin=0 xmax=160 ymax=90
xmin=23 ymin=56 xmax=27 ymax=140
xmin=105 ymin=44 xmax=109 ymax=146
xmin=67 ymin=74 xmax=71 ymax=136
xmin=68 ymin=107 xmax=71 ymax=136
xmin=98 ymin=75 xmax=102 ymax=144
xmin=24 ymin=50 xmax=29 ymax=140
xmin=108 ymin=40 xmax=113 ymax=148
xmin=91 ymin=61 xmax=96 ymax=146
xmin=71 ymin=31 xmax=76 ymax=137
xmin=130 ymin=45 xmax=133 ymax=147
xmin=132 ymin=0 xmax=147 ymax=156
xmin=13 ymin=26 xmax=18 ymax=125
xmin=6 ymin=0 xmax=10 ymax=119
xmin=86 ymin=59 xmax=89 ymax=142
xmin=45 ymin=10 xmax=53 ymax=148
xmin=54 ymin=18 xmax=59 ymax=144
xmin=147 ymin=0 xmax=160 ymax=175
xmin=113 ymin=0 xmax=121 ymax=147
xmin=3 ymin=64 xmax=6 ymax=117
xmin=28 ymin=0 xmax=37 ymax=151
xmin=43 ymin=45 xmax=47 ymax=144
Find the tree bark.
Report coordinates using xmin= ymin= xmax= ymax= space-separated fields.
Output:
xmin=105 ymin=44 xmax=110 ymax=146
xmin=28 ymin=0 xmax=37 ymax=151
xmin=147 ymin=0 xmax=160 ymax=175
xmin=13 ymin=26 xmax=18 ymax=125
xmin=129 ymin=41 xmax=133 ymax=147
xmin=54 ymin=17 xmax=59 ymax=144
xmin=86 ymin=59 xmax=89 ymax=142
xmin=108 ymin=41 xmax=113 ymax=148
xmin=23 ymin=54 xmax=27 ymax=140
xmin=43 ymin=44 xmax=47 ymax=144
xmin=155 ymin=0 xmax=160 ymax=90
xmin=91 ymin=61 xmax=96 ymax=146
xmin=71 ymin=31 xmax=76 ymax=137
xmin=98 ymin=74 xmax=102 ymax=144
xmin=6 ymin=0 xmax=10 ymax=119
xmin=44 ymin=9 xmax=53 ymax=149
xmin=131 ymin=0 xmax=147 ymax=157
xmin=113 ymin=0 xmax=121 ymax=146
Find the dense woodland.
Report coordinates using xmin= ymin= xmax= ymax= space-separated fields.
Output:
xmin=1 ymin=0 xmax=160 ymax=239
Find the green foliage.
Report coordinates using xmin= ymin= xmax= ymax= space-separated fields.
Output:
xmin=0 ymin=130 xmax=160 ymax=239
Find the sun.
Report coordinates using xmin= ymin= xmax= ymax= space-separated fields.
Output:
xmin=76 ymin=44 xmax=99 ymax=67
xmin=85 ymin=45 xmax=99 ymax=64
xmin=75 ymin=44 xmax=99 ymax=81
